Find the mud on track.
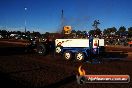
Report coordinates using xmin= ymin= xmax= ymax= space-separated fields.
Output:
xmin=0 ymin=47 xmax=132 ymax=88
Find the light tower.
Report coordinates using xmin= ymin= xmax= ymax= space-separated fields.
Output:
xmin=61 ymin=9 xmax=64 ymax=34
xmin=24 ymin=7 xmax=27 ymax=33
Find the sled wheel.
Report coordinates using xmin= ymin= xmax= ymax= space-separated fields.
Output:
xmin=75 ymin=52 xmax=85 ymax=61
xmin=63 ymin=51 xmax=72 ymax=60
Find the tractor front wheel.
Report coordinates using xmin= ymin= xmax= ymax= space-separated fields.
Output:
xmin=37 ymin=44 xmax=47 ymax=55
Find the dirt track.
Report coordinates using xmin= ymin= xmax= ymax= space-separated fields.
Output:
xmin=0 ymin=46 xmax=132 ymax=88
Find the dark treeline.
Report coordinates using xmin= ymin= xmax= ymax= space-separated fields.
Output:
xmin=0 ymin=26 xmax=132 ymax=46
xmin=73 ymin=26 xmax=132 ymax=37
xmin=0 ymin=26 xmax=132 ymax=38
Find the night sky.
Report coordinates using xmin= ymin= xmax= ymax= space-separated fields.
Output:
xmin=0 ymin=0 xmax=132 ymax=33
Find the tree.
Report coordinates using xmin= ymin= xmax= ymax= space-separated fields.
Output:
xmin=94 ymin=28 xmax=102 ymax=35
xmin=111 ymin=27 xmax=117 ymax=33
xmin=82 ymin=31 xmax=87 ymax=34
xmin=118 ymin=26 xmax=126 ymax=36
xmin=71 ymin=30 xmax=76 ymax=33
xmin=16 ymin=31 xmax=21 ymax=35
xmin=128 ymin=27 xmax=132 ymax=37
xmin=76 ymin=30 xmax=82 ymax=35
xmin=26 ymin=31 xmax=30 ymax=35
xmin=44 ymin=32 xmax=50 ymax=37
xmin=109 ymin=27 xmax=117 ymax=35
xmin=32 ymin=31 xmax=41 ymax=37
xmin=89 ymin=30 xmax=94 ymax=36
xmin=1 ymin=30 xmax=8 ymax=38
xmin=104 ymin=27 xmax=117 ymax=35
xmin=103 ymin=29 xmax=109 ymax=35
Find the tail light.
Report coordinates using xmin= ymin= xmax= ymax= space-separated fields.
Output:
xmin=94 ymin=42 xmax=98 ymax=47
xmin=93 ymin=40 xmax=98 ymax=48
